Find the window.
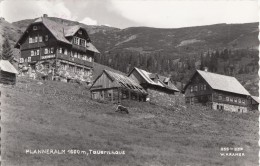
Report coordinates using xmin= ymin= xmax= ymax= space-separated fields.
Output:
xmin=35 ymin=36 xmax=38 ymax=43
xmin=200 ymin=85 xmax=204 ymax=91
xmin=37 ymin=50 xmax=40 ymax=55
xmin=31 ymin=50 xmax=34 ymax=56
xmin=74 ymin=37 xmax=80 ymax=45
xmin=59 ymin=48 xmax=62 ymax=54
xmin=230 ymin=98 xmax=233 ymax=102
xmin=64 ymin=49 xmax=67 ymax=55
xmin=19 ymin=58 xmax=24 ymax=63
xmin=33 ymin=26 xmax=37 ymax=30
xmin=190 ymin=86 xmax=193 ymax=92
xmin=74 ymin=52 xmax=78 ymax=58
xmin=45 ymin=35 xmax=48 ymax=41
xmin=44 ymin=48 xmax=48 ymax=54
xmin=80 ymin=39 xmax=86 ymax=46
xmin=194 ymin=85 xmax=198 ymax=91
xmin=78 ymin=53 xmax=82 ymax=59
xmin=234 ymin=98 xmax=237 ymax=103
xmin=39 ymin=36 xmax=42 ymax=42
xmin=238 ymin=99 xmax=241 ymax=103
xmin=50 ymin=47 xmax=54 ymax=53
xmin=203 ymin=84 xmax=207 ymax=90
xmin=78 ymin=30 xmax=82 ymax=34
xmin=242 ymin=100 xmax=245 ymax=104
xmin=218 ymin=95 xmax=222 ymax=100
xmin=28 ymin=57 xmax=31 ymax=62
xmin=29 ymin=37 xmax=33 ymax=43
xmin=226 ymin=97 xmax=229 ymax=101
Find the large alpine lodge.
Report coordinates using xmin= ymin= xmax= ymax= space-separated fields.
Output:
xmin=15 ymin=14 xmax=100 ymax=83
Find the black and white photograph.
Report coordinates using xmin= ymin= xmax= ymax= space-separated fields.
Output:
xmin=0 ymin=0 xmax=259 ymax=165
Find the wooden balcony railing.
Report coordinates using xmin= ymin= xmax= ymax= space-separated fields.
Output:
xmin=56 ymin=53 xmax=93 ymax=68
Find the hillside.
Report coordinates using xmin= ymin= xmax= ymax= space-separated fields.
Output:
xmin=1 ymin=78 xmax=259 ymax=165
xmin=12 ymin=18 xmax=259 ymax=56
xmin=0 ymin=17 xmax=259 ymax=94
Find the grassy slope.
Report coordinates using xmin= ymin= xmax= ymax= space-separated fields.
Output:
xmin=1 ymin=77 xmax=258 ymax=166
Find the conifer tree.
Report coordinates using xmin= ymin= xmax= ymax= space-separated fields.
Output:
xmin=2 ymin=38 xmax=13 ymax=60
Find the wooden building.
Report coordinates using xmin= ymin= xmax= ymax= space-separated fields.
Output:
xmin=248 ymin=96 xmax=259 ymax=111
xmin=183 ymin=70 xmax=250 ymax=113
xmin=15 ymin=14 xmax=99 ymax=83
xmin=0 ymin=60 xmax=19 ymax=85
xmin=128 ymin=67 xmax=179 ymax=107
xmin=90 ymin=70 xmax=147 ymax=103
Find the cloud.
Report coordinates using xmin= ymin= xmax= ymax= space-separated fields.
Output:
xmin=80 ymin=17 xmax=97 ymax=25
xmin=0 ymin=0 xmax=75 ymax=22
xmin=111 ymin=0 xmax=259 ymax=28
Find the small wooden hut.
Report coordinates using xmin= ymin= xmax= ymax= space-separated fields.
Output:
xmin=0 ymin=60 xmax=19 ymax=85
xmin=90 ymin=70 xmax=147 ymax=103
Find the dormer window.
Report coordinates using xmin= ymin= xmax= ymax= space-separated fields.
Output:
xmin=78 ymin=30 xmax=82 ymax=34
xmin=33 ymin=26 xmax=38 ymax=30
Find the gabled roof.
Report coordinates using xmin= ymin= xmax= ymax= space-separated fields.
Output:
xmin=158 ymin=75 xmax=170 ymax=83
xmin=187 ymin=70 xmax=250 ymax=96
xmin=128 ymin=67 xmax=179 ymax=92
xmin=15 ymin=17 xmax=100 ymax=54
xmin=0 ymin=60 xmax=19 ymax=74
xmin=91 ymin=70 xmax=147 ymax=94
xmin=34 ymin=17 xmax=70 ymax=44
xmin=64 ymin=25 xmax=81 ymax=37
xmin=86 ymin=43 xmax=100 ymax=54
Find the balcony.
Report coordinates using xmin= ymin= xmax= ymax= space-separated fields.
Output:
xmin=72 ymin=44 xmax=87 ymax=52
xmin=56 ymin=53 xmax=93 ymax=68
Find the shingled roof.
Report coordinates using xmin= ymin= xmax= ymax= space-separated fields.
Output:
xmin=91 ymin=70 xmax=147 ymax=94
xmin=129 ymin=67 xmax=179 ymax=92
xmin=196 ymin=70 xmax=250 ymax=96
xmin=0 ymin=60 xmax=19 ymax=74
xmin=15 ymin=17 xmax=100 ymax=53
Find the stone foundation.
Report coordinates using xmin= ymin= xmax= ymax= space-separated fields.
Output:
xmin=146 ymin=88 xmax=183 ymax=108
xmin=212 ymin=102 xmax=248 ymax=113
xmin=19 ymin=60 xmax=92 ymax=83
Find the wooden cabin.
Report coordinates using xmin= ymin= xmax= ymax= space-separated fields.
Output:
xmin=128 ymin=67 xmax=180 ymax=107
xmin=183 ymin=70 xmax=250 ymax=113
xmin=90 ymin=70 xmax=147 ymax=103
xmin=0 ymin=60 xmax=19 ymax=85
xmin=248 ymin=96 xmax=259 ymax=111
xmin=15 ymin=14 xmax=99 ymax=83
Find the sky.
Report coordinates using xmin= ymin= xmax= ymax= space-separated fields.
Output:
xmin=0 ymin=0 xmax=259 ymax=29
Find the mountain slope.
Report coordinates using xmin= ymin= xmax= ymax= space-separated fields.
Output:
xmin=1 ymin=77 xmax=259 ymax=165
xmin=0 ymin=17 xmax=258 ymax=94
xmin=12 ymin=18 xmax=259 ymax=56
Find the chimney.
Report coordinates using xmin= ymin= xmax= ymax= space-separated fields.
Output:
xmin=203 ymin=67 xmax=208 ymax=72
xmin=43 ymin=14 xmax=48 ymax=18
